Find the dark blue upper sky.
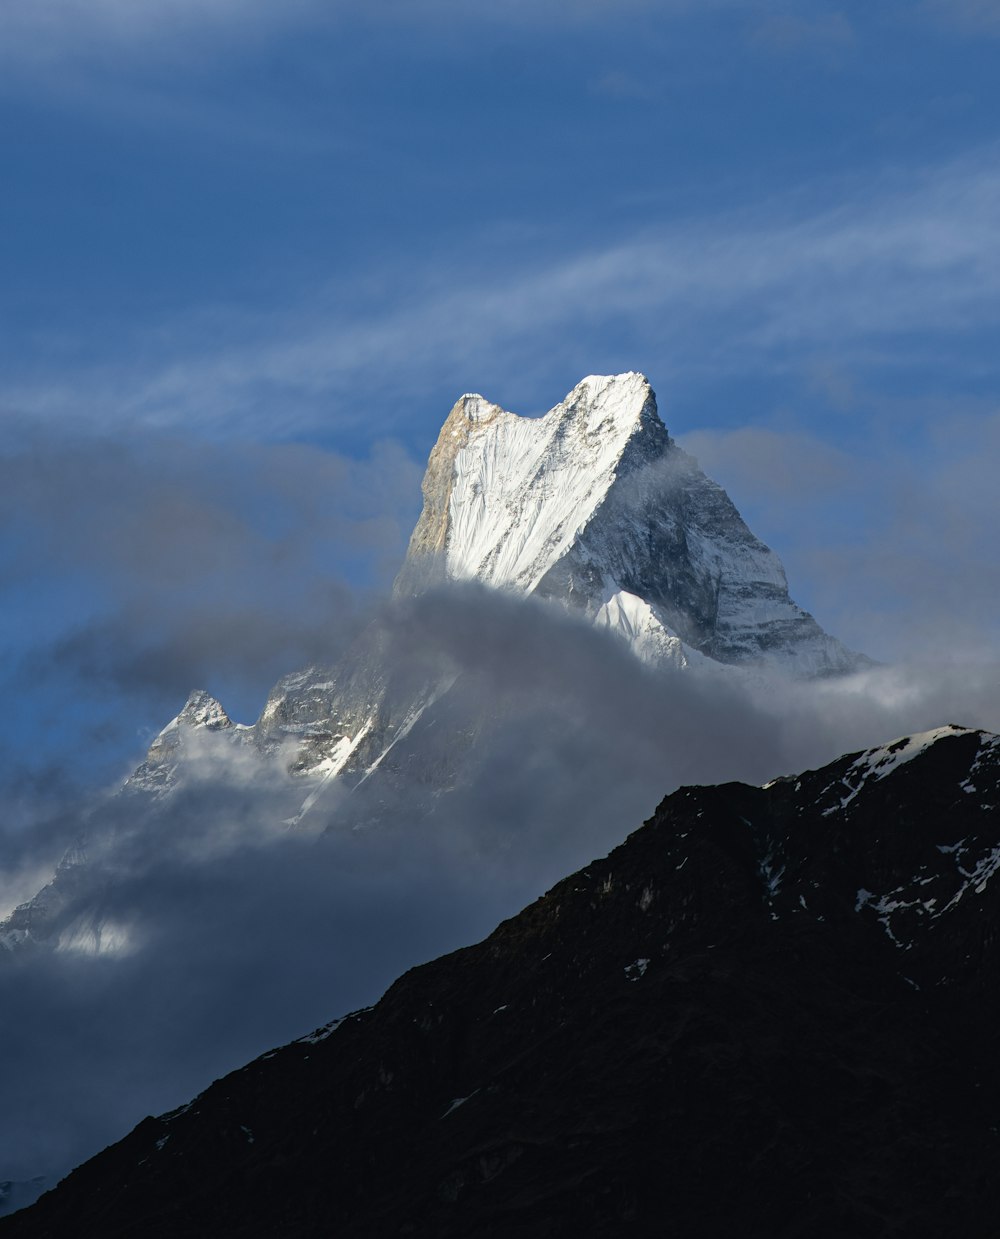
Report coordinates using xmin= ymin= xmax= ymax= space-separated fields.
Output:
xmin=3 ymin=0 xmax=1000 ymax=785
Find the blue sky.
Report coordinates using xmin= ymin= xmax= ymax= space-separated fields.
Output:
xmin=3 ymin=0 xmax=1000 ymax=786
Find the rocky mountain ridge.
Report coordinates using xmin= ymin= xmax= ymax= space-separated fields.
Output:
xmin=132 ymin=372 xmax=867 ymax=794
xmin=6 ymin=723 xmax=1000 ymax=1237
xmin=0 ymin=372 xmax=865 ymax=955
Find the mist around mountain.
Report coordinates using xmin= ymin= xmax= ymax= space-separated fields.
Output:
xmin=2 ymin=377 xmax=1000 ymax=1213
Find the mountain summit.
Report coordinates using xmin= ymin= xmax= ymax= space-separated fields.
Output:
xmin=397 ymin=373 xmax=661 ymax=596
xmin=397 ymin=373 xmax=863 ymax=675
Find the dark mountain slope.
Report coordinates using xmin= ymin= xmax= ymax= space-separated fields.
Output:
xmin=6 ymin=725 xmax=1000 ymax=1238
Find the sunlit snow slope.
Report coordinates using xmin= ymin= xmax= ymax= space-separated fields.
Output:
xmin=397 ymin=372 xmax=864 ymax=676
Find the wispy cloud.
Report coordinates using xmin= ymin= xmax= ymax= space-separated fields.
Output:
xmin=750 ymin=11 xmax=856 ymax=56
xmin=0 ymin=0 xmax=732 ymax=74
xmin=588 ymin=70 xmax=667 ymax=102
xmin=0 ymin=0 xmax=316 ymax=63
xmin=5 ymin=149 xmax=999 ymax=438
xmin=921 ymin=0 xmax=1000 ymax=34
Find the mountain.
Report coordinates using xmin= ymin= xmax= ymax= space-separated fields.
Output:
xmin=7 ymin=724 xmax=1000 ymax=1238
xmin=119 ymin=372 xmax=869 ymax=789
xmin=251 ymin=372 xmax=863 ymax=782
xmin=1 ymin=373 xmax=866 ymax=958
xmin=397 ymin=372 xmax=860 ymax=674
xmin=139 ymin=372 xmax=863 ymax=792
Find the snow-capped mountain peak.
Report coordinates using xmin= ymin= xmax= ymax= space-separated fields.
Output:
xmin=398 ymin=372 xmax=865 ymax=677
xmin=124 ymin=689 xmax=238 ymax=798
xmin=398 ymin=372 xmax=655 ymax=596
xmin=183 ymin=373 xmax=867 ymax=789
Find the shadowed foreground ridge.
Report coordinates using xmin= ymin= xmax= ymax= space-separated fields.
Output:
xmin=6 ymin=725 xmax=1000 ymax=1237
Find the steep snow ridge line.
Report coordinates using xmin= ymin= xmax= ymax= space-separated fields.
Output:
xmin=854 ymin=725 xmax=974 ymax=782
xmin=353 ymin=674 xmax=459 ymax=790
xmin=398 ymin=371 xmax=867 ymax=677
xmin=594 ymin=590 xmax=698 ymax=668
xmin=444 ymin=372 xmax=654 ymax=592
xmin=829 ymin=727 xmax=1000 ymax=947
xmin=284 ymin=719 xmax=375 ymax=827
xmin=821 ymin=725 xmax=974 ymax=815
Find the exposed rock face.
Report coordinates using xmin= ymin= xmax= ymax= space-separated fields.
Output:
xmin=394 ymin=392 xmax=509 ymax=590
xmin=124 ymin=689 xmax=240 ymax=797
xmin=8 ymin=725 xmax=1000 ymax=1238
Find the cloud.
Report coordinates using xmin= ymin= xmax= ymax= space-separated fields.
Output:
xmin=6 ymin=148 xmax=999 ymax=441
xmin=0 ymin=0 xmax=736 ymax=76
xmin=0 ymin=423 xmax=422 ymax=787
xmin=680 ymin=410 xmax=1000 ymax=663
xmin=588 ymin=70 xmax=667 ymax=102
xmin=0 ymin=0 xmax=317 ymax=68
xmin=921 ymin=0 xmax=1000 ymax=34
xmin=750 ymin=11 xmax=855 ymax=56
xmin=4 ymin=573 xmax=1000 ymax=1203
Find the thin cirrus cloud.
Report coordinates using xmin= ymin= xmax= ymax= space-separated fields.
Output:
xmin=921 ymin=0 xmax=1000 ymax=33
xmin=0 ymin=0 xmax=717 ymax=68
xmin=4 ymin=149 xmax=999 ymax=438
xmin=0 ymin=0 xmax=316 ymax=60
xmin=749 ymin=11 xmax=856 ymax=55
xmin=2 ymin=2 xmax=988 ymax=76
